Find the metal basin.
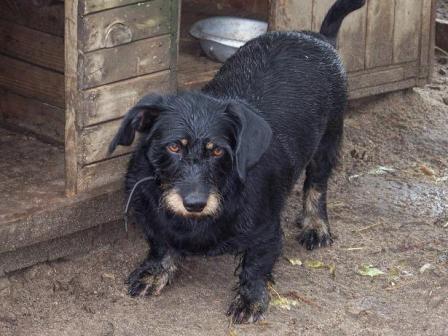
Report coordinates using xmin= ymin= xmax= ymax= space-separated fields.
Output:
xmin=189 ymin=16 xmax=268 ymax=63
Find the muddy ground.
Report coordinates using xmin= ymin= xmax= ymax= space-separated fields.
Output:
xmin=1 ymin=57 xmax=448 ymax=336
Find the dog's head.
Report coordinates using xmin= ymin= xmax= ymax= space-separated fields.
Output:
xmin=109 ymin=92 xmax=272 ymax=219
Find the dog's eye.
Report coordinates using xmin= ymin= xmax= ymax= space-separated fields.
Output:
xmin=211 ymin=147 xmax=224 ymax=157
xmin=167 ymin=143 xmax=180 ymax=154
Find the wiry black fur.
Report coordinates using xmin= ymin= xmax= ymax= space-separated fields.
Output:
xmin=109 ymin=0 xmax=365 ymax=323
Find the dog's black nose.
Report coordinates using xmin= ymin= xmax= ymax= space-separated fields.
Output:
xmin=183 ymin=194 xmax=207 ymax=213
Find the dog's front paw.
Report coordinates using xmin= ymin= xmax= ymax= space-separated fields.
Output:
xmin=126 ymin=255 xmax=177 ymax=297
xmin=227 ymin=290 xmax=269 ymax=324
xmin=297 ymin=227 xmax=333 ymax=250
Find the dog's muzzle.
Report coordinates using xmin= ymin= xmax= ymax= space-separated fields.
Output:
xmin=163 ymin=189 xmax=221 ymax=218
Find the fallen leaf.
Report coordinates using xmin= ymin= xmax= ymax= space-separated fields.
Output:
xmin=368 ymin=166 xmax=396 ymax=176
xmin=419 ymin=263 xmax=433 ymax=274
xmin=420 ymin=165 xmax=435 ymax=177
xmin=101 ymin=273 xmax=115 ymax=280
xmin=271 ymin=296 xmax=300 ymax=310
xmin=357 ymin=265 xmax=384 ymax=277
xmin=228 ymin=328 xmax=238 ymax=336
xmin=388 ymin=267 xmax=400 ymax=279
xmin=305 ymin=260 xmax=326 ymax=269
xmin=285 ymin=257 xmax=302 ymax=266
xmin=328 ymin=264 xmax=336 ymax=279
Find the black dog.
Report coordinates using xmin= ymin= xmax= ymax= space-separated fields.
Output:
xmin=109 ymin=0 xmax=365 ymax=323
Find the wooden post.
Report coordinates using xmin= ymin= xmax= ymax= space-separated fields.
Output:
xmin=65 ymin=0 xmax=79 ymax=196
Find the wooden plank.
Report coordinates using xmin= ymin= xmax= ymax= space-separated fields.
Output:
xmin=311 ymin=0 xmax=333 ymax=31
xmin=78 ymin=155 xmax=130 ymax=192
xmin=420 ymin=0 xmax=433 ymax=79
xmin=337 ymin=2 xmax=367 ymax=72
xmin=393 ymin=0 xmax=421 ymax=63
xmin=79 ymin=119 xmax=137 ymax=165
xmin=312 ymin=0 xmax=366 ymax=71
xmin=65 ymin=0 xmax=80 ymax=196
xmin=422 ymin=0 xmax=437 ymax=82
xmin=81 ymin=0 xmax=171 ymax=52
xmin=0 ymin=55 xmax=64 ymax=107
xmin=365 ymin=0 xmax=395 ymax=68
xmin=0 ymin=91 xmax=64 ymax=144
xmin=0 ymin=0 xmax=64 ymax=37
xmin=81 ymin=0 xmax=146 ymax=14
xmin=80 ymin=71 xmax=172 ymax=127
xmin=80 ymin=35 xmax=171 ymax=89
xmin=269 ymin=0 xmax=313 ymax=31
xmin=348 ymin=63 xmax=418 ymax=91
xmin=169 ymin=0 xmax=181 ymax=89
xmin=349 ymin=78 xmax=417 ymax=100
xmin=0 ymin=20 xmax=64 ymax=72
xmin=177 ymin=51 xmax=220 ymax=90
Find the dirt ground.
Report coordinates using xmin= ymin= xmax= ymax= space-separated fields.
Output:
xmin=1 ymin=58 xmax=448 ymax=336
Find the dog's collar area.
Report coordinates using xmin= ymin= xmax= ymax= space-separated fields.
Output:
xmin=124 ymin=176 xmax=156 ymax=232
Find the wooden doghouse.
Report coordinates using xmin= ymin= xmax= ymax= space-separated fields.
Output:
xmin=0 ymin=0 xmax=437 ymax=274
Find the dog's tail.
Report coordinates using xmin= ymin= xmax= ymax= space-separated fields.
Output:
xmin=319 ymin=0 xmax=366 ymax=47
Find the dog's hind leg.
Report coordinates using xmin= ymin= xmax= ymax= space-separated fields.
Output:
xmin=298 ymin=116 xmax=343 ymax=250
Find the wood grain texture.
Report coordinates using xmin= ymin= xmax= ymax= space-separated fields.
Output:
xmin=0 ymin=20 xmax=64 ymax=72
xmin=0 ymin=54 xmax=64 ymax=107
xmin=81 ymin=0 xmax=171 ymax=52
xmin=337 ymin=2 xmax=367 ymax=72
xmin=0 ymin=0 xmax=64 ymax=37
xmin=81 ymin=0 xmax=146 ymax=14
xmin=422 ymin=0 xmax=437 ymax=81
xmin=78 ymin=119 xmax=137 ymax=165
xmin=349 ymin=78 xmax=417 ymax=100
xmin=365 ymin=0 xmax=395 ymax=68
xmin=80 ymin=34 xmax=171 ymax=89
xmin=79 ymin=71 xmax=172 ymax=127
xmin=311 ymin=0 xmax=333 ymax=31
xmin=78 ymin=155 xmax=130 ymax=192
xmin=0 ymin=91 xmax=64 ymax=144
xmin=65 ymin=0 xmax=80 ymax=196
xmin=269 ymin=0 xmax=313 ymax=31
xmin=348 ymin=63 xmax=418 ymax=90
xmin=393 ymin=0 xmax=421 ymax=63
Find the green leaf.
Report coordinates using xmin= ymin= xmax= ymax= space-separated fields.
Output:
xmin=271 ymin=296 xmax=300 ymax=310
xmin=285 ymin=257 xmax=303 ymax=266
xmin=305 ymin=260 xmax=326 ymax=269
xmin=357 ymin=264 xmax=384 ymax=277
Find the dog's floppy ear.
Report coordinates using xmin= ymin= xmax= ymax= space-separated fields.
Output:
xmin=108 ymin=94 xmax=166 ymax=154
xmin=227 ymin=101 xmax=272 ymax=181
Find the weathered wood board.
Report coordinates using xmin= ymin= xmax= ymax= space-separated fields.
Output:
xmin=365 ymin=0 xmax=395 ymax=68
xmin=81 ymin=0 xmax=146 ymax=14
xmin=80 ymin=34 xmax=171 ymax=89
xmin=79 ymin=70 xmax=172 ymax=127
xmin=393 ymin=0 xmax=422 ymax=64
xmin=66 ymin=0 xmax=180 ymax=194
xmin=78 ymin=119 xmax=136 ymax=164
xmin=269 ymin=0 xmax=436 ymax=96
xmin=0 ymin=20 xmax=64 ymax=73
xmin=0 ymin=0 xmax=64 ymax=37
xmin=0 ymin=54 xmax=64 ymax=107
xmin=80 ymin=0 xmax=171 ymax=52
xmin=0 ymin=91 xmax=64 ymax=144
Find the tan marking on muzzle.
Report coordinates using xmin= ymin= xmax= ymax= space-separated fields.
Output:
xmin=163 ymin=189 xmax=221 ymax=218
